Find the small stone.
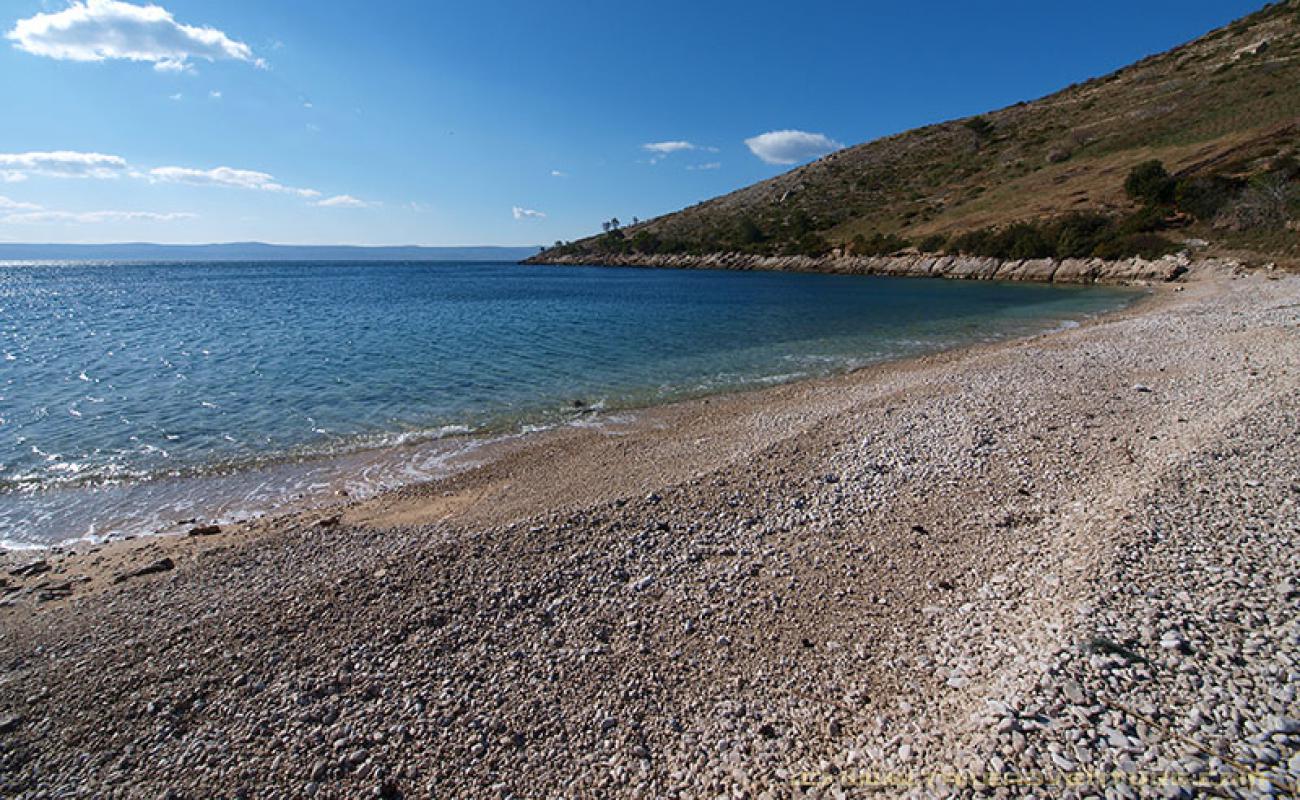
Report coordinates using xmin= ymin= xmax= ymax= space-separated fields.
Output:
xmin=113 ymin=558 xmax=175 ymax=584
xmin=187 ymin=524 xmax=221 ymax=536
xmin=8 ymin=560 xmax=50 ymax=578
xmin=1251 ymin=745 xmax=1280 ymax=764
xmin=1050 ymin=752 xmax=1076 ymax=771
xmin=1158 ymin=634 xmax=1189 ymax=654
xmin=0 ymin=714 xmax=22 ymax=734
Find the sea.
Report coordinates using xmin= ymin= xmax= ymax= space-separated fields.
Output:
xmin=0 ymin=260 xmax=1138 ymax=547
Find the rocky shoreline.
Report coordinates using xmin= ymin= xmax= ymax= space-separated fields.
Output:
xmin=1 ymin=264 xmax=1297 ymax=798
xmin=523 ymin=251 xmax=1200 ymax=285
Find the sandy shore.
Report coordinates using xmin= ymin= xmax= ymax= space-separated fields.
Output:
xmin=1 ymin=264 xmax=1297 ymax=798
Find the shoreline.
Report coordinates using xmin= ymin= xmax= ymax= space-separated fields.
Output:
xmin=2 ymin=262 xmax=1297 ymax=797
xmin=0 ymin=284 xmax=1151 ymax=577
xmin=1 ymin=277 xmax=1160 ymax=582
xmin=1 ymin=273 xmax=1142 ymax=552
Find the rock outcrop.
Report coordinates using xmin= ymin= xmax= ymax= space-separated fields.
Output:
xmin=524 ymin=251 xmax=1195 ymax=285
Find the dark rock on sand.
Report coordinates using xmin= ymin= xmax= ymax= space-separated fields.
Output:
xmin=8 ymin=561 xmax=49 ymax=578
xmin=113 ymin=557 xmax=176 ymax=584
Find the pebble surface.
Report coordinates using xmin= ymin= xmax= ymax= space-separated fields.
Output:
xmin=0 ymin=265 xmax=1296 ymax=799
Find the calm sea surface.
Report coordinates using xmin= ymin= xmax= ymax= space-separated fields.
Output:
xmin=0 ymin=261 xmax=1136 ymax=546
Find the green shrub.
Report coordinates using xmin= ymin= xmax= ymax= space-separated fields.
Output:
xmin=851 ymin=232 xmax=910 ymax=256
xmin=1117 ymin=205 xmax=1170 ymax=235
xmin=1003 ymin=223 xmax=1055 ymax=259
xmin=735 ymin=218 xmax=765 ymax=247
xmin=918 ymin=233 xmax=948 ymax=253
xmin=1050 ymin=212 xmax=1115 ymax=258
xmin=1092 ymin=232 xmax=1176 ymax=260
xmin=1125 ymin=160 xmax=1176 ymax=205
xmin=1175 ymin=175 xmax=1242 ymax=220
xmin=784 ymin=210 xmax=814 ymax=238
xmin=786 ymin=233 xmax=831 ymax=257
xmin=630 ymin=230 xmax=663 ymax=254
xmin=963 ymin=116 xmax=995 ymax=138
xmin=947 ymin=228 xmax=998 ymax=257
xmin=945 ymin=212 xmax=1175 ymax=262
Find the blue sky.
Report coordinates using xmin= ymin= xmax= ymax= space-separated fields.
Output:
xmin=0 ymin=0 xmax=1267 ymax=246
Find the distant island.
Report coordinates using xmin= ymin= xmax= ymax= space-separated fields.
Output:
xmin=0 ymin=242 xmax=540 ymax=262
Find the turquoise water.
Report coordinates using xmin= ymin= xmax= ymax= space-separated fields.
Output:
xmin=0 ymin=261 xmax=1136 ymax=546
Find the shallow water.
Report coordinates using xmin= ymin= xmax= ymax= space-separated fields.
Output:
xmin=0 ymin=260 xmax=1136 ymax=546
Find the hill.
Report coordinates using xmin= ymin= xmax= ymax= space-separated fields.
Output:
xmin=0 ymin=243 xmax=539 ymax=263
xmin=533 ymin=1 xmax=1300 ymax=268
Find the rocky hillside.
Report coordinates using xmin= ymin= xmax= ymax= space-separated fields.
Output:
xmin=533 ymin=1 xmax=1300 ymax=268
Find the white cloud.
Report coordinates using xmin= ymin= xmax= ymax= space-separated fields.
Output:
xmin=315 ymin=194 xmax=374 ymax=209
xmin=0 ymin=150 xmax=129 ymax=182
xmin=550 ymin=170 xmax=567 ymax=178
xmin=512 ymin=206 xmax=546 ymax=220
xmin=744 ymin=130 xmax=844 ymax=165
xmin=146 ymin=165 xmax=320 ymax=198
xmin=209 ymin=90 xmax=222 ymax=99
xmin=2 ymin=209 xmax=195 ymax=224
xmin=642 ymin=140 xmax=718 ymax=164
xmin=6 ymin=0 xmax=264 ymax=72
xmin=0 ymin=151 xmax=367 ymax=207
xmin=687 ymin=162 xmax=722 ymax=171
xmin=168 ymin=92 xmax=182 ymax=101
xmin=643 ymin=141 xmax=701 ymax=156
xmin=0 ymin=196 xmax=42 ymax=211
